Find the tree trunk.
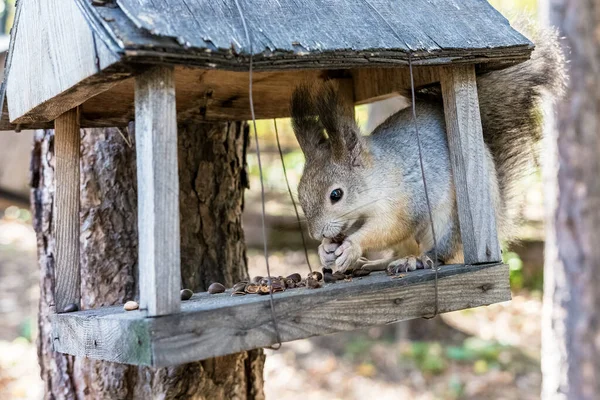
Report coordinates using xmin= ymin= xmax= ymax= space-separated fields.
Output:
xmin=33 ymin=122 xmax=264 ymax=399
xmin=542 ymin=1 xmax=600 ymax=399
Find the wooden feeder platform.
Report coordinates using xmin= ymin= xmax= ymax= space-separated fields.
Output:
xmin=2 ymin=0 xmax=526 ymax=366
xmin=52 ymin=264 xmax=509 ymax=367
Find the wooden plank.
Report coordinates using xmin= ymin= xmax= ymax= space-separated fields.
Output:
xmin=54 ymin=108 xmax=81 ymax=313
xmin=51 ymin=313 xmax=152 ymax=364
xmin=2 ymin=0 xmax=532 ymax=129
xmin=110 ymin=0 xmax=532 ymax=68
xmin=353 ymin=67 xmax=440 ymax=104
xmin=135 ymin=65 xmax=181 ymax=317
xmin=51 ymin=263 xmax=510 ymax=366
xmin=440 ymin=66 xmax=502 ymax=264
xmin=4 ymin=0 xmax=130 ymax=125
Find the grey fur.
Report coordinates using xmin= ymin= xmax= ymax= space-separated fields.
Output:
xmin=292 ymin=29 xmax=566 ymax=268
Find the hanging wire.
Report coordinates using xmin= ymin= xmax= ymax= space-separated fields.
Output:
xmin=360 ymin=0 xmax=440 ymax=318
xmin=408 ymin=54 xmax=440 ymax=318
xmin=234 ymin=0 xmax=282 ymax=349
xmin=273 ymin=119 xmax=313 ymax=273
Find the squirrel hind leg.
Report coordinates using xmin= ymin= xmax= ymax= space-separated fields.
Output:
xmin=386 ymin=254 xmax=434 ymax=275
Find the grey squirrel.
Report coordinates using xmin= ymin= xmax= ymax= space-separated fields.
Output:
xmin=290 ymin=27 xmax=566 ymax=273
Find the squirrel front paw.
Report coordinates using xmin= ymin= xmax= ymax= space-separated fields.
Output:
xmin=334 ymin=240 xmax=363 ymax=273
xmin=318 ymin=238 xmax=341 ymax=268
xmin=387 ymin=254 xmax=434 ymax=274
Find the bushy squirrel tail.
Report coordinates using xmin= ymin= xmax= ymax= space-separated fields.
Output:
xmin=476 ymin=23 xmax=566 ymax=233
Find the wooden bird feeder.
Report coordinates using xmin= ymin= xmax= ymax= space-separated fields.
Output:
xmin=1 ymin=0 xmax=531 ymax=366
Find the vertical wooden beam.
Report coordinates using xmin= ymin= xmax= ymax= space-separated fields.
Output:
xmin=440 ymin=65 xmax=501 ymax=264
xmin=135 ymin=66 xmax=181 ymax=316
xmin=54 ymin=108 xmax=81 ymax=312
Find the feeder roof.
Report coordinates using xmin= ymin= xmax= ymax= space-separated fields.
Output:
xmin=85 ymin=0 xmax=532 ymax=69
xmin=0 ymin=0 xmax=532 ymax=130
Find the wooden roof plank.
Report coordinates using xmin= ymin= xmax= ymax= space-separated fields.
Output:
xmin=115 ymin=0 xmax=530 ymax=56
xmin=5 ymin=0 xmax=129 ymax=124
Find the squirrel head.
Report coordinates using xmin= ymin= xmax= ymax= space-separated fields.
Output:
xmin=291 ymin=82 xmax=372 ymax=240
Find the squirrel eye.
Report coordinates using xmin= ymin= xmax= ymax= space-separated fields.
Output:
xmin=330 ymin=188 xmax=343 ymax=203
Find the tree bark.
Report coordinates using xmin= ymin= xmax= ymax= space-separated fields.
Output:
xmin=542 ymin=1 xmax=600 ymax=399
xmin=33 ymin=122 xmax=264 ymax=399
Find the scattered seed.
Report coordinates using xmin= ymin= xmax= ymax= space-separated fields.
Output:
xmin=62 ymin=303 xmax=79 ymax=313
xmin=306 ymin=277 xmax=322 ymax=289
xmin=258 ymin=284 xmax=271 ymax=295
xmin=251 ymin=276 xmax=263 ymax=284
xmin=208 ymin=282 xmax=226 ymax=294
xmin=232 ymin=282 xmax=247 ymax=292
xmin=332 ymin=271 xmax=346 ymax=281
xmin=324 ymin=273 xmax=336 ymax=283
xmin=284 ymin=278 xmax=296 ymax=288
xmin=286 ymin=273 xmax=302 ymax=283
xmin=352 ymin=269 xmax=371 ymax=277
xmin=180 ymin=288 xmax=193 ymax=300
xmin=245 ymin=283 xmax=260 ymax=294
xmin=272 ymin=281 xmax=286 ymax=292
xmin=123 ymin=301 xmax=139 ymax=311
xmin=309 ymin=271 xmax=323 ymax=281
xmin=231 ymin=291 xmax=246 ymax=296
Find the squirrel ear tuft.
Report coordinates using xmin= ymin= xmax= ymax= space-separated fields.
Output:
xmin=291 ymin=84 xmax=327 ymax=157
xmin=315 ymin=81 xmax=366 ymax=166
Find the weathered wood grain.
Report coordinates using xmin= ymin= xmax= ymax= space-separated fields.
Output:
xmin=51 ymin=312 xmax=152 ymax=364
xmin=2 ymin=0 xmax=532 ymax=129
xmin=51 ymin=263 xmax=510 ymax=366
xmin=353 ymin=67 xmax=440 ymax=104
xmin=135 ymin=65 xmax=181 ymax=317
xmin=106 ymin=0 xmax=532 ymax=68
xmin=5 ymin=0 xmax=129 ymax=125
xmin=54 ymin=108 xmax=81 ymax=313
xmin=440 ymin=66 xmax=502 ymax=264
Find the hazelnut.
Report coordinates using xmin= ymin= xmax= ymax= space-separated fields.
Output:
xmin=62 ymin=303 xmax=79 ymax=313
xmin=258 ymin=284 xmax=271 ymax=295
xmin=306 ymin=277 xmax=322 ymax=289
xmin=123 ymin=301 xmax=139 ymax=311
xmin=352 ymin=269 xmax=371 ymax=277
xmin=332 ymin=271 xmax=346 ymax=281
xmin=208 ymin=282 xmax=226 ymax=294
xmin=309 ymin=271 xmax=323 ymax=281
xmin=245 ymin=283 xmax=260 ymax=294
xmin=271 ymin=281 xmax=286 ymax=293
xmin=286 ymin=273 xmax=302 ymax=283
xmin=284 ymin=279 xmax=296 ymax=289
xmin=180 ymin=288 xmax=193 ymax=300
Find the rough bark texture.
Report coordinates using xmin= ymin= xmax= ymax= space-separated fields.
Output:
xmin=542 ymin=1 xmax=600 ymax=399
xmin=33 ymin=122 xmax=264 ymax=399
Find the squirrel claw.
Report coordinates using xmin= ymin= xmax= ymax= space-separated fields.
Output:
xmin=387 ymin=254 xmax=434 ymax=275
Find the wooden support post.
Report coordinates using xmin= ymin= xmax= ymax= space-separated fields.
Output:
xmin=54 ymin=108 xmax=81 ymax=313
xmin=135 ymin=66 xmax=181 ymax=316
xmin=440 ymin=65 xmax=501 ymax=264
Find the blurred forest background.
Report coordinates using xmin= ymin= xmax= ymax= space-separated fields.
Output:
xmin=0 ymin=0 xmax=550 ymax=399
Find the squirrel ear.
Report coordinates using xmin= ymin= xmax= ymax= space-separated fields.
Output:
xmin=291 ymin=84 xmax=327 ymax=157
xmin=315 ymin=82 xmax=367 ymax=167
